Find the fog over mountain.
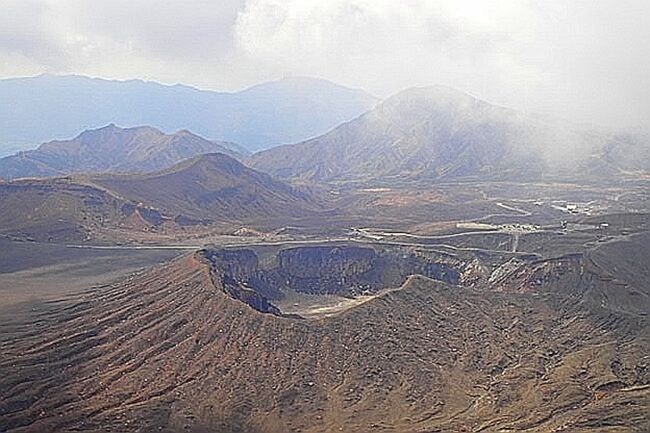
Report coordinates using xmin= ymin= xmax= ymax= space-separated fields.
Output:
xmin=251 ymin=86 xmax=649 ymax=183
xmin=1 ymin=1 xmax=648 ymax=133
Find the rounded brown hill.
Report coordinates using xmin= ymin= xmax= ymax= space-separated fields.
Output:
xmin=93 ymin=152 xmax=319 ymax=221
xmin=0 ymin=152 xmax=320 ymax=242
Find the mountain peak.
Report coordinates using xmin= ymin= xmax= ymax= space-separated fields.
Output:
xmin=251 ymin=84 xmax=631 ymax=183
xmin=94 ymin=151 xmax=313 ymax=222
xmin=86 ymin=123 xmax=121 ymax=133
xmin=172 ymin=152 xmax=248 ymax=178
xmin=240 ymin=76 xmax=377 ymax=101
xmin=0 ymin=126 xmax=243 ymax=179
xmin=74 ymin=124 xmax=161 ymax=141
xmin=397 ymin=84 xmax=472 ymax=97
xmin=381 ymin=85 xmax=487 ymax=112
xmin=0 ymin=74 xmax=378 ymax=153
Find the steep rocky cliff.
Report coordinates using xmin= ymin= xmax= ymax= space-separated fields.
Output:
xmin=1 ymin=251 xmax=646 ymax=433
xmin=202 ymin=245 xmax=466 ymax=315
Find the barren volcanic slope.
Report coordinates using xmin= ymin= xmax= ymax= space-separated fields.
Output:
xmin=0 ymin=235 xmax=648 ymax=433
xmin=0 ymin=125 xmax=244 ymax=180
xmin=0 ymin=178 xmax=129 ymax=242
xmin=0 ymin=153 xmax=321 ymax=242
xmin=93 ymin=153 xmax=319 ymax=222
xmin=250 ymin=86 xmax=649 ymax=183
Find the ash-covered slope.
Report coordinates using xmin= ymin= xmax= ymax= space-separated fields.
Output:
xmin=251 ymin=86 xmax=647 ymax=183
xmin=0 ymin=178 xmax=128 ymax=242
xmin=93 ymin=152 xmax=319 ymax=221
xmin=0 ymin=240 xmax=647 ymax=433
xmin=0 ymin=125 xmax=244 ymax=180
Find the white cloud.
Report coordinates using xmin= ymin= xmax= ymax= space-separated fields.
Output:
xmin=0 ymin=0 xmax=649 ymax=131
xmin=234 ymin=0 xmax=650 ymax=131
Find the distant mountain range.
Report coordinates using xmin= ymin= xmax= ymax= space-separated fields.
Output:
xmin=250 ymin=86 xmax=649 ymax=183
xmin=0 ymin=125 xmax=244 ymax=179
xmin=2 ymin=82 xmax=648 ymax=187
xmin=0 ymin=74 xmax=378 ymax=155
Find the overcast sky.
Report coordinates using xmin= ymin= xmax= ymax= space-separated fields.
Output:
xmin=1 ymin=0 xmax=649 ymax=132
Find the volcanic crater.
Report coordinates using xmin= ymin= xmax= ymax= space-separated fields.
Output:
xmin=201 ymin=245 xmax=466 ymax=318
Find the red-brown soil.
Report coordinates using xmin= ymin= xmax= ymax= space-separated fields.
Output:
xmin=1 ymin=244 xmax=647 ymax=432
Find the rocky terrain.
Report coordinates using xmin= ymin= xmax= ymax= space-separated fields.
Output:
xmin=203 ymin=245 xmax=465 ymax=314
xmin=0 ymin=237 xmax=184 ymax=309
xmin=0 ymin=231 xmax=648 ymax=432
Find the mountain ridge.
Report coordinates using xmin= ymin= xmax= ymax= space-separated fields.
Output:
xmin=250 ymin=85 xmax=648 ymax=183
xmin=0 ymin=151 xmax=321 ymax=242
xmin=0 ymin=74 xmax=378 ymax=154
xmin=91 ymin=151 xmax=319 ymax=221
xmin=0 ymin=124 xmax=247 ymax=180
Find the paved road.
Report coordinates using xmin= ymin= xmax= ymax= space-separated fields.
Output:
xmin=64 ymin=234 xmax=535 ymax=257
xmin=65 ymin=244 xmax=200 ymax=250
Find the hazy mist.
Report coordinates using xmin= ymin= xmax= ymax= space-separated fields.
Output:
xmin=1 ymin=0 xmax=649 ymax=132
